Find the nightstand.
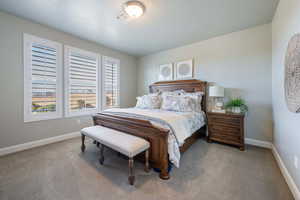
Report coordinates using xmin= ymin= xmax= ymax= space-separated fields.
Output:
xmin=207 ymin=112 xmax=245 ymax=151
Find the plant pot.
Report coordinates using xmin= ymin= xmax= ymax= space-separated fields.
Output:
xmin=232 ymin=107 xmax=241 ymax=113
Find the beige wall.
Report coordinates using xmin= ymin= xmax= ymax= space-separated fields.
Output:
xmin=0 ymin=11 xmax=137 ymax=148
xmin=137 ymin=24 xmax=273 ymax=142
xmin=272 ymin=0 xmax=300 ymax=190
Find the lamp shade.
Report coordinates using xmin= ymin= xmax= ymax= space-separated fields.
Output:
xmin=209 ymin=86 xmax=224 ymax=97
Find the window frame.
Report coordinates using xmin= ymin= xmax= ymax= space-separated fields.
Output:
xmin=102 ymin=56 xmax=120 ymax=110
xmin=64 ymin=45 xmax=101 ymax=117
xmin=24 ymin=34 xmax=121 ymax=121
xmin=23 ymin=33 xmax=63 ymax=122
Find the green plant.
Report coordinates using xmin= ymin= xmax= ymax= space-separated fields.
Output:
xmin=225 ymin=98 xmax=248 ymax=112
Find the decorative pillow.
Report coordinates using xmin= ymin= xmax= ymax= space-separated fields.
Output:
xmin=150 ymin=92 xmax=161 ymax=96
xmin=161 ymin=90 xmax=185 ymax=99
xmin=161 ymin=95 xmax=196 ymax=112
xmin=136 ymin=94 xmax=162 ymax=109
xmin=180 ymin=92 xmax=204 ymax=112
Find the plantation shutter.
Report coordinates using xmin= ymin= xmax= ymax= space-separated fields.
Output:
xmin=24 ymin=34 xmax=63 ymax=122
xmin=103 ymin=57 xmax=120 ymax=108
xmin=65 ymin=46 xmax=99 ymax=116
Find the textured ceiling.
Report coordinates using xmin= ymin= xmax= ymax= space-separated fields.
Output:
xmin=0 ymin=0 xmax=279 ymax=56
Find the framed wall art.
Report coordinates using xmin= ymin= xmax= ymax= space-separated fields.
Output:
xmin=158 ymin=63 xmax=173 ymax=81
xmin=175 ymin=59 xmax=193 ymax=80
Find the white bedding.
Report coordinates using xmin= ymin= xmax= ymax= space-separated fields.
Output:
xmin=102 ymin=108 xmax=206 ymax=167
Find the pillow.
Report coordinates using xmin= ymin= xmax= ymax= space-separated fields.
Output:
xmin=149 ymin=92 xmax=161 ymax=96
xmin=180 ymin=92 xmax=204 ymax=112
xmin=161 ymin=95 xmax=196 ymax=112
xmin=136 ymin=94 xmax=162 ymax=109
xmin=161 ymin=89 xmax=185 ymax=99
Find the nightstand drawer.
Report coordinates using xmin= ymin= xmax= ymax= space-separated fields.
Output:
xmin=209 ymin=125 xmax=240 ymax=136
xmin=210 ymin=133 xmax=241 ymax=144
xmin=208 ymin=116 xmax=241 ymax=126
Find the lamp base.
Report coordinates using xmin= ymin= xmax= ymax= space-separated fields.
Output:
xmin=211 ymin=109 xmax=226 ymax=113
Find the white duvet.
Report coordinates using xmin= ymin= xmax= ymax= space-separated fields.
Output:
xmin=103 ymin=108 xmax=206 ymax=167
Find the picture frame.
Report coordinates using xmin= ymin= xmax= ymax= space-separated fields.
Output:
xmin=175 ymin=59 xmax=193 ymax=80
xmin=158 ymin=63 xmax=173 ymax=81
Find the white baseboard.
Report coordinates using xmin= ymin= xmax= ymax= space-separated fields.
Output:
xmin=236 ymin=138 xmax=299 ymax=199
xmin=0 ymin=135 xmax=271 ymax=156
xmin=245 ymin=138 xmax=272 ymax=149
xmin=0 ymin=132 xmax=81 ymax=157
xmin=272 ymin=145 xmax=300 ymax=200
xmin=245 ymin=138 xmax=300 ymax=199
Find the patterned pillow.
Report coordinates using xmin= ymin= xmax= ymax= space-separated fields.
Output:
xmin=161 ymin=95 xmax=196 ymax=112
xmin=161 ymin=90 xmax=185 ymax=99
xmin=136 ymin=94 xmax=162 ymax=109
xmin=180 ymin=92 xmax=204 ymax=112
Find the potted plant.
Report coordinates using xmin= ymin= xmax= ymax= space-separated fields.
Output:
xmin=225 ymin=98 xmax=248 ymax=114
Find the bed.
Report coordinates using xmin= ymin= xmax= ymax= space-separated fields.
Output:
xmin=92 ymin=79 xmax=207 ymax=180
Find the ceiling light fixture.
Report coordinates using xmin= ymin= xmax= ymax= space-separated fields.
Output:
xmin=124 ymin=1 xmax=145 ymax=18
xmin=118 ymin=1 xmax=145 ymax=19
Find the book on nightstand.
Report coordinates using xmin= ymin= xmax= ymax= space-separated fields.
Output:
xmin=211 ymin=109 xmax=226 ymax=113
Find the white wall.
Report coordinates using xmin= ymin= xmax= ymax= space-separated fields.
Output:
xmin=272 ymin=0 xmax=300 ymax=190
xmin=0 ymin=11 xmax=137 ymax=148
xmin=137 ymin=24 xmax=273 ymax=142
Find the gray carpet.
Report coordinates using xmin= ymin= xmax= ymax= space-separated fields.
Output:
xmin=0 ymin=138 xmax=294 ymax=200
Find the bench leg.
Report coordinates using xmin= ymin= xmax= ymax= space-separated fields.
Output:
xmin=81 ymin=134 xmax=86 ymax=153
xmin=99 ymin=144 xmax=105 ymax=165
xmin=128 ymin=157 xmax=135 ymax=185
xmin=144 ymin=150 xmax=150 ymax=173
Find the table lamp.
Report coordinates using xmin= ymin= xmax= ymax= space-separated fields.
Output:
xmin=209 ymin=85 xmax=225 ymax=113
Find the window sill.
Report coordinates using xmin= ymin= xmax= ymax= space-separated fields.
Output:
xmin=24 ymin=114 xmax=63 ymax=123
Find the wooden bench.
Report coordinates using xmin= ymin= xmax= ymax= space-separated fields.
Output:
xmin=80 ymin=126 xmax=150 ymax=185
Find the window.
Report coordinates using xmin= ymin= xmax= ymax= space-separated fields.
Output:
xmin=102 ymin=56 xmax=120 ymax=109
xmin=24 ymin=34 xmax=63 ymax=122
xmin=24 ymin=34 xmax=121 ymax=121
xmin=64 ymin=46 xmax=100 ymax=116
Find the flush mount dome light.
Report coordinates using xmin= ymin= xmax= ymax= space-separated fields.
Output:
xmin=124 ymin=1 xmax=145 ymax=18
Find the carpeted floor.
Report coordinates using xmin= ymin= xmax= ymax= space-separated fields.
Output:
xmin=0 ymin=138 xmax=294 ymax=200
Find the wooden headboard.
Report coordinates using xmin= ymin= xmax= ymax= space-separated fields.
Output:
xmin=149 ymin=79 xmax=207 ymax=112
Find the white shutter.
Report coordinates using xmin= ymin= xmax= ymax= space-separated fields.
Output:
xmin=102 ymin=56 xmax=120 ymax=108
xmin=64 ymin=46 xmax=100 ymax=116
xmin=24 ymin=34 xmax=63 ymax=122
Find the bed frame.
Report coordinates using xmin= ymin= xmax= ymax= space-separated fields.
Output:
xmin=92 ymin=79 xmax=207 ymax=180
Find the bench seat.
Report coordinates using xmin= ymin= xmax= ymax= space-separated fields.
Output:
xmin=80 ymin=126 xmax=150 ymax=185
xmin=81 ymin=126 xmax=150 ymax=157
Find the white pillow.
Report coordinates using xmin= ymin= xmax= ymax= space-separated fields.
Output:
xmin=136 ymin=94 xmax=162 ymax=109
xmin=161 ymin=95 xmax=196 ymax=112
xmin=180 ymin=92 xmax=204 ymax=112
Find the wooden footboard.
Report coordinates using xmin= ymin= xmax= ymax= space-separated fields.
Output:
xmin=93 ymin=113 xmax=171 ymax=179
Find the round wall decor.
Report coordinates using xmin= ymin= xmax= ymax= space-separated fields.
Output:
xmin=158 ymin=63 xmax=173 ymax=81
xmin=285 ymin=33 xmax=300 ymax=113
xmin=175 ymin=59 xmax=193 ymax=80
